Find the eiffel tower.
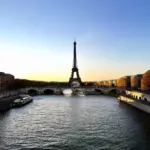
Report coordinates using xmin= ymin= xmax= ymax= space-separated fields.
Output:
xmin=69 ymin=41 xmax=82 ymax=86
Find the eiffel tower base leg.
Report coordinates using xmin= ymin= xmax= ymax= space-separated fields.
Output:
xmin=69 ymin=77 xmax=82 ymax=87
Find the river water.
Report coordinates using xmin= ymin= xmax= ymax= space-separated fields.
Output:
xmin=0 ymin=95 xmax=150 ymax=150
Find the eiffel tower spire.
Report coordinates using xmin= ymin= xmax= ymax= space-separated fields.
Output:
xmin=73 ymin=40 xmax=77 ymax=68
xmin=69 ymin=40 xmax=82 ymax=86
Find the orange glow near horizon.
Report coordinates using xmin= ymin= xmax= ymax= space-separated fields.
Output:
xmin=23 ymin=69 xmax=126 ymax=82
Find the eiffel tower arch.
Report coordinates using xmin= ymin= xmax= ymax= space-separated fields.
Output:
xmin=69 ymin=41 xmax=82 ymax=87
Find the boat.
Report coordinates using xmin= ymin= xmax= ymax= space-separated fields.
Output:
xmin=12 ymin=95 xmax=33 ymax=108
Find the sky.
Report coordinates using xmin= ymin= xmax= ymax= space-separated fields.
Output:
xmin=0 ymin=0 xmax=150 ymax=81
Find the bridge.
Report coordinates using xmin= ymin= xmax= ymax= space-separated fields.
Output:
xmin=18 ymin=86 xmax=126 ymax=95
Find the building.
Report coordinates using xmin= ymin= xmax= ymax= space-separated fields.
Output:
xmin=112 ymin=80 xmax=117 ymax=87
xmin=117 ymin=76 xmax=131 ymax=89
xmin=141 ymin=70 xmax=150 ymax=92
xmin=108 ymin=80 xmax=113 ymax=87
xmin=103 ymin=81 xmax=109 ymax=87
xmin=108 ymin=80 xmax=117 ymax=87
xmin=98 ymin=81 xmax=105 ymax=87
xmin=0 ymin=72 xmax=15 ymax=90
xmin=130 ymin=74 xmax=143 ymax=90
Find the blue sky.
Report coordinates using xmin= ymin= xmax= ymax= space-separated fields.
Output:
xmin=0 ymin=0 xmax=150 ymax=81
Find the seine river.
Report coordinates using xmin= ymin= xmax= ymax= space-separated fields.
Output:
xmin=0 ymin=95 xmax=150 ymax=150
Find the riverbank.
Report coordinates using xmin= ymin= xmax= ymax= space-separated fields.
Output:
xmin=0 ymin=94 xmax=20 ymax=112
xmin=118 ymin=95 xmax=150 ymax=114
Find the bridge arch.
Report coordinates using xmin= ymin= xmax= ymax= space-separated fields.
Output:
xmin=43 ymin=89 xmax=54 ymax=95
xmin=95 ymin=89 xmax=103 ymax=94
xmin=120 ymin=90 xmax=126 ymax=95
xmin=108 ymin=89 xmax=121 ymax=96
xmin=28 ymin=89 xmax=38 ymax=95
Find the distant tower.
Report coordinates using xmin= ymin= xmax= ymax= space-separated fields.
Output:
xmin=69 ymin=41 xmax=82 ymax=87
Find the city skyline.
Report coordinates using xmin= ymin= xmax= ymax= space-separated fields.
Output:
xmin=0 ymin=0 xmax=150 ymax=81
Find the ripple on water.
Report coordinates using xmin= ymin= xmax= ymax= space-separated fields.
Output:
xmin=0 ymin=96 xmax=150 ymax=150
